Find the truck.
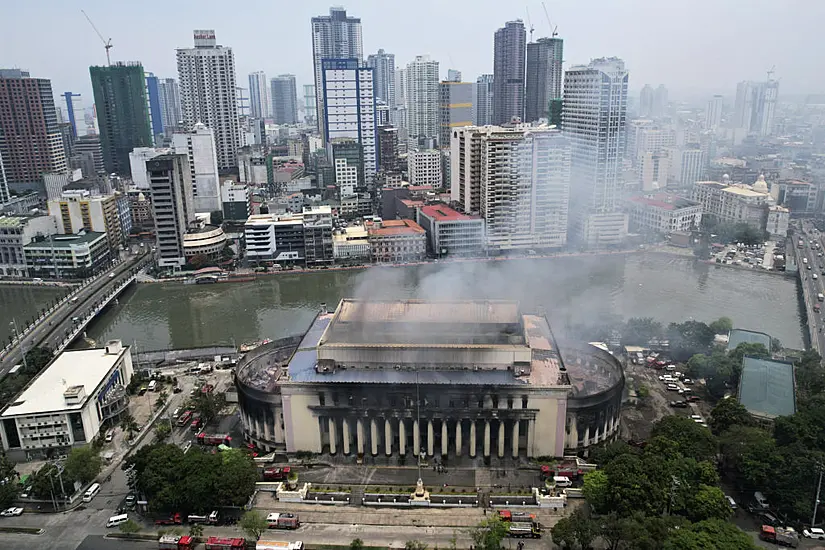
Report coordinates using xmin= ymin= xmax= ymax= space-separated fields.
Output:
xmin=263 ymin=466 xmax=291 ymax=481
xmin=498 ymin=510 xmax=536 ymax=523
xmin=540 ymin=463 xmax=582 ymax=480
xmin=177 ymin=411 xmax=192 ymax=426
xmin=507 ymin=521 xmax=542 ymax=539
xmin=266 ymin=512 xmax=300 ymax=529
xmin=158 ymin=535 xmax=194 ymax=550
xmin=190 ymin=416 xmax=202 ymax=432
xmin=760 ymin=525 xmax=799 ymax=547
xmin=256 ymin=542 xmax=304 ymax=550
xmin=818 ymin=293 xmax=824 ymax=302
xmin=205 ymin=537 xmax=246 ymax=550
xmin=155 ymin=513 xmax=183 ymax=526
xmin=196 ymin=433 xmax=232 ymax=446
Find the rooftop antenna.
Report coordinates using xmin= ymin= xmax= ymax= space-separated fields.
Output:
xmin=526 ymin=7 xmax=535 ymax=41
xmin=541 ymin=2 xmax=559 ymax=37
xmin=767 ymin=65 xmax=776 ymax=81
xmin=81 ymin=9 xmax=113 ymax=66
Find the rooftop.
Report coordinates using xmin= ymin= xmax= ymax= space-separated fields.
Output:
xmin=738 ymin=357 xmax=796 ymax=420
xmin=0 ymin=216 xmax=24 ymax=228
xmin=727 ymin=329 xmax=772 ymax=352
xmin=24 ymin=231 xmax=106 ymax=249
xmin=2 ymin=345 xmax=128 ymax=417
xmin=368 ymin=219 xmax=425 ymax=237
xmin=333 ymin=299 xmax=521 ymax=326
xmin=627 ymin=194 xmax=699 ymax=212
xmin=420 ymin=204 xmax=479 ymax=221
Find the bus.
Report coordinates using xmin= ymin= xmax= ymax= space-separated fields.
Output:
xmin=83 ymin=483 xmax=101 ymax=502
xmin=8 ymin=364 xmax=22 ymax=375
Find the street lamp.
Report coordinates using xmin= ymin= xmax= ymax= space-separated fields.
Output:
xmin=9 ymin=319 xmax=28 ymax=373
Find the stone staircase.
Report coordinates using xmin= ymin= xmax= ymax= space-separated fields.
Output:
xmin=350 ymin=485 xmax=365 ymax=507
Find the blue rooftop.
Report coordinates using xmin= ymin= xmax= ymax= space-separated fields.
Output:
xmin=738 ymin=356 xmax=796 ymax=420
xmin=728 ymin=329 xmax=772 ymax=352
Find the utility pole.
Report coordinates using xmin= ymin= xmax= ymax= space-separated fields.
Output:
xmin=813 ymin=462 xmax=824 ymax=529
xmin=10 ymin=319 xmax=28 ymax=373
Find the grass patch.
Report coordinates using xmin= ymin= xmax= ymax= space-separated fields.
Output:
xmin=106 ymin=532 xmax=161 ymax=541
xmin=0 ymin=526 xmax=43 ymax=535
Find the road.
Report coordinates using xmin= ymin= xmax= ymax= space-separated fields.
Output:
xmin=794 ymin=223 xmax=825 ymax=352
xmin=0 ymin=251 xmax=150 ymax=375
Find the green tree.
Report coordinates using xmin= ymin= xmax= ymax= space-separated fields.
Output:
xmin=190 ymin=392 xmax=227 ymax=424
xmin=24 ymin=346 xmax=53 ymax=374
xmin=550 ymin=515 xmax=578 ymax=550
xmin=664 ymin=519 xmax=757 ymax=550
xmin=121 ymin=413 xmax=139 ymax=438
xmin=215 ymin=449 xmax=258 ymax=507
xmin=582 ymin=469 xmax=611 ymax=514
xmin=571 ymin=507 xmax=599 ymax=550
xmin=709 ymin=316 xmax=733 ymax=335
xmin=188 ymin=523 xmax=204 ymax=538
xmin=709 ymin=398 xmax=753 ymax=436
xmin=667 ymin=321 xmax=715 ymax=360
xmin=210 ymin=210 xmax=224 ymax=226
xmin=240 ymin=510 xmax=269 ymax=541
xmin=650 ymin=416 xmax=718 ymax=462
xmin=155 ymin=422 xmax=171 ymax=441
xmin=601 ymin=453 xmax=668 ymax=516
xmin=689 ymin=484 xmax=732 ymax=522
xmin=0 ymin=453 xmax=19 ymax=508
xmin=468 ymin=516 xmax=508 ymax=550
xmin=349 ymin=539 xmax=365 ymax=550
xmin=64 ymin=446 xmax=102 ymax=484
xmin=622 ymin=317 xmax=663 ymax=346
xmin=718 ymin=425 xmax=777 ymax=492
xmin=686 ymin=353 xmax=711 ymax=379
xmin=404 ymin=541 xmax=427 ymax=550
xmin=119 ymin=519 xmax=142 ymax=534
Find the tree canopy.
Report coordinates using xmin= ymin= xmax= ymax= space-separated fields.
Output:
xmin=64 ymin=446 xmax=102 ymax=484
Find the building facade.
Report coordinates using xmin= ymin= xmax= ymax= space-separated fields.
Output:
xmin=368 ymin=219 xmax=426 ymax=262
xmin=705 ymin=95 xmax=723 ymax=131
xmin=406 ymin=56 xmax=440 ymax=146
xmin=525 ymin=37 xmax=563 ymax=123
xmin=492 ymin=20 xmax=526 ymax=125
xmin=177 ymin=30 xmax=241 ymax=170
xmin=311 ymin=7 xmax=363 ymax=137
xmin=408 ymin=149 xmax=442 ymax=188
xmin=439 ymin=81 xmax=473 ymax=149
xmin=172 ymin=123 xmax=221 ymax=212
xmin=691 ymin=177 xmax=774 ymax=230
xmin=248 ymin=71 xmax=270 ymax=119
xmin=157 ymin=78 xmax=182 ymax=133
xmin=244 ymin=213 xmax=305 ymax=264
xmin=562 ymin=58 xmax=629 ymax=247
xmin=220 ymin=181 xmax=250 ymax=221
xmin=667 ymin=147 xmax=705 ymax=188
xmin=734 ymin=79 xmax=779 ymax=137
xmin=90 ymin=63 xmax=153 ymax=176
xmin=48 ymin=191 xmax=124 ymax=250
xmin=333 ymin=224 xmax=371 ymax=260
xmin=0 ymin=214 xmax=58 ymax=276
xmin=0 ymin=69 xmax=66 ymax=198
xmin=367 ymin=49 xmax=395 ymax=107
xmin=145 ymin=153 xmax=195 ymax=269
xmin=625 ymin=194 xmax=702 ymax=234
xmin=183 ymin=225 xmax=227 ymax=261
xmin=475 ymin=75 xmax=494 ymax=126
xmin=418 ymin=204 xmax=485 ymax=257
xmin=0 ymin=341 xmax=133 ymax=461
xmin=271 ymin=75 xmax=298 ymax=125
xmin=24 ymin=231 xmax=110 ymax=279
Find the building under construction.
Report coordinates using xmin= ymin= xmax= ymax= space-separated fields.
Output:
xmin=235 ymin=299 xmax=624 ymax=461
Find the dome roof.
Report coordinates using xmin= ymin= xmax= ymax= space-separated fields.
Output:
xmin=753 ymin=174 xmax=769 ymax=193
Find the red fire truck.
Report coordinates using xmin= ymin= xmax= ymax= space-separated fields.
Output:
xmin=196 ymin=433 xmax=231 ymax=446
xmin=204 ymin=537 xmax=246 ymax=550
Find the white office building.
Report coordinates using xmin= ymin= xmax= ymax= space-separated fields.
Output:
xmin=311 ymin=7 xmax=363 ymax=137
xmin=408 ymin=149 xmax=442 ymax=187
xmin=0 ymin=340 xmax=133 ymax=461
xmin=248 ymin=71 xmax=271 ymax=119
xmin=144 ymin=153 xmax=195 ymax=268
xmin=705 ymin=95 xmax=723 ymax=131
xmin=625 ymin=193 xmax=703 ymax=235
xmin=406 ymin=56 xmax=440 ymax=145
xmin=366 ymin=49 xmax=395 ymax=107
xmin=733 ymin=79 xmax=779 ymax=137
xmin=0 ymin=214 xmax=59 ymax=277
xmin=129 ymin=148 xmax=168 ymax=190
xmin=562 ymin=57 xmax=629 ymax=247
xmin=334 ymin=157 xmax=359 ymax=197
xmin=172 ymin=123 xmax=221 ymax=212
xmin=667 ymin=147 xmax=705 ymax=189
xmin=321 ymin=59 xmax=377 ymax=179
xmin=176 ymin=30 xmax=241 ymax=170
xmin=451 ymin=124 xmax=571 ymax=251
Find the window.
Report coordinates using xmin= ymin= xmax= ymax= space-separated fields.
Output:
xmin=522 ymin=395 xmax=529 ymax=409
xmin=319 ymin=393 xmax=326 ymax=406
xmin=492 ymin=395 xmax=499 ymax=408
xmin=507 ymin=397 xmax=514 ymax=409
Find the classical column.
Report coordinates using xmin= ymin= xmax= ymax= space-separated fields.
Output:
xmin=413 ymin=420 xmax=420 ymax=456
xmin=469 ymin=421 xmax=477 ymax=458
xmin=498 ymin=421 xmax=506 ymax=458
xmin=384 ymin=418 xmax=393 ymax=456
xmin=455 ymin=419 xmax=463 ymax=457
xmin=584 ymin=426 xmax=591 ymax=446
xmin=441 ymin=420 xmax=448 ymax=456
xmin=342 ymin=418 xmax=351 ymax=455
xmin=399 ymin=419 xmax=406 ymax=456
xmin=329 ymin=417 xmax=337 ymax=455
xmin=483 ymin=420 xmax=491 ymax=457
xmin=526 ymin=419 xmax=535 ymax=458
xmin=427 ymin=420 xmax=435 ymax=457
xmin=512 ymin=420 xmax=520 ymax=458
xmin=371 ymin=418 xmax=379 ymax=456
xmin=356 ymin=418 xmax=365 ymax=455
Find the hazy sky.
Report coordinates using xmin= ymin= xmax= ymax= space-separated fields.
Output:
xmin=2 ymin=0 xmax=821 ymax=106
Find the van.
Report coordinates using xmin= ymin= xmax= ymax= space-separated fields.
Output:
xmin=552 ymin=476 xmax=572 ymax=488
xmin=148 ymin=380 xmax=157 ymax=392
xmin=105 ymin=430 xmax=114 ymax=443
xmin=106 ymin=514 xmax=129 ymax=528
xmin=32 ymin=278 xmax=43 ymax=282
xmin=754 ymin=491 xmax=769 ymax=509
xmin=82 ymin=483 xmax=101 ymax=502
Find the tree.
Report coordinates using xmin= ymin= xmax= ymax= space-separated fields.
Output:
xmin=582 ymin=469 xmax=611 ymax=514
xmin=24 ymin=346 xmax=53 ymax=374
xmin=64 ymin=446 xmax=102 ymax=484
xmin=404 ymin=541 xmax=427 ymax=550
xmin=119 ymin=519 xmax=142 ymax=534
xmin=188 ymin=524 xmax=204 ymax=538
xmin=601 ymin=453 xmax=668 ymax=516
xmin=709 ymin=398 xmax=753 ymax=436
xmin=622 ymin=317 xmax=663 ymax=346
xmin=240 ymin=510 xmax=268 ymax=541
xmin=650 ymin=416 xmax=718 ymax=462
xmin=0 ymin=453 xmax=19 ymax=509
xmin=468 ymin=516 xmax=508 ymax=550
xmin=689 ymin=484 xmax=732 ymax=522
xmin=190 ymin=392 xmax=226 ymax=424
xmin=550 ymin=516 xmax=577 ymax=550
xmin=349 ymin=539 xmax=365 ymax=550
xmin=571 ymin=508 xmax=599 ymax=550
xmin=667 ymin=321 xmax=715 ymax=360
xmin=709 ymin=317 xmax=733 ymax=335
xmin=215 ymin=449 xmax=258 ymax=507
xmin=155 ymin=422 xmax=171 ymax=441
xmin=121 ymin=413 xmax=139 ymax=438
xmin=188 ymin=254 xmax=209 ymax=269
xmin=210 ymin=210 xmax=224 ymax=226
xmin=664 ymin=519 xmax=757 ymax=550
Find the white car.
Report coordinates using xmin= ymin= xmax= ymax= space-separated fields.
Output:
xmin=690 ymin=414 xmax=703 ymax=421
xmin=804 ymin=527 xmax=825 ymax=540
xmin=1 ymin=507 xmax=23 ymax=517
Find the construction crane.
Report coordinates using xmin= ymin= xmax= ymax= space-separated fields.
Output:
xmin=541 ymin=2 xmax=559 ymax=37
xmin=81 ymin=10 xmax=112 ymax=66
xmin=526 ymin=7 xmax=536 ymax=42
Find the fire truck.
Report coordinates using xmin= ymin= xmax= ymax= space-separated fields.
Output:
xmin=158 ymin=535 xmax=194 ymax=549
xmin=263 ymin=466 xmax=291 ymax=481
xmin=196 ymin=433 xmax=232 ymax=446
xmin=204 ymin=537 xmax=246 ymax=550
xmin=266 ymin=512 xmax=300 ymax=529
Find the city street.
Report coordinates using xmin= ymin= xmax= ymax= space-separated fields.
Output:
xmin=794 ymin=223 xmax=825 ymax=352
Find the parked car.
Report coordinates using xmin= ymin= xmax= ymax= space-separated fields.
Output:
xmin=670 ymin=400 xmax=688 ymax=408
xmin=666 ymin=383 xmax=679 ymax=391
xmin=686 ymin=395 xmax=701 ymax=403
xmin=725 ymin=495 xmax=737 ymax=509
xmin=804 ymin=527 xmax=825 ymax=540
xmin=1 ymin=507 xmax=23 ymax=516
xmin=682 ymin=378 xmax=693 ymax=385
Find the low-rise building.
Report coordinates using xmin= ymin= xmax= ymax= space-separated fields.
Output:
xmin=625 ymin=193 xmax=702 ymax=235
xmin=333 ymin=225 xmax=371 ymax=261
xmin=183 ymin=225 xmax=227 ymax=262
xmin=418 ymin=204 xmax=485 ymax=257
xmin=0 ymin=340 xmax=133 ymax=461
xmin=692 ymin=176 xmax=772 ymax=230
xmin=127 ymin=189 xmax=153 ymax=232
xmin=0 ymin=214 xmax=59 ymax=277
xmin=24 ymin=231 xmax=110 ymax=279
xmin=368 ymin=219 xmax=426 ymax=263
xmin=302 ymin=205 xmax=334 ymax=265
xmin=738 ymin=356 xmax=795 ymax=425
xmin=244 ymin=205 xmax=334 ymax=266
xmin=339 ymin=193 xmax=373 ymax=219
xmin=766 ymin=205 xmax=789 ymax=239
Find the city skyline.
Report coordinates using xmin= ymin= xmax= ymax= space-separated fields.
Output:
xmin=3 ymin=0 xmax=819 ymax=105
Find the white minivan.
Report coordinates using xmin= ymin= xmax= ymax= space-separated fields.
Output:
xmin=106 ymin=514 xmax=129 ymax=528
xmin=82 ymin=483 xmax=101 ymax=503
xmin=553 ymin=476 xmax=572 ymax=488
xmin=148 ymin=380 xmax=157 ymax=392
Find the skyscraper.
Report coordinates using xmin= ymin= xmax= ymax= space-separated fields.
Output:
xmin=653 ymin=84 xmax=668 ymax=118
xmin=734 ymin=78 xmax=779 ymax=137
xmin=172 ymin=122 xmax=221 ymax=212
xmin=525 ymin=37 xmax=563 ymax=123
xmin=367 ymin=49 xmax=395 ymax=107
xmin=271 ymin=74 xmax=298 ymax=125
xmin=143 ymin=153 xmax=195 ymax=269
xmin=321 ymin=59 xmax=376 ymax=180
xmin=447 ymin=69 xmax=462 ymax=83
xmin=62 ymin=92 xmax=84 ymax=139
xmin=705 ymin=95 xmax=723 ymax=131
xmin=176 ymin=30 xmax=240 ymax=170
xmin=406 ymin=55 xmax=440 ymax=146
xmin=475 ymin=75 xmax=494 ymax=126
xmin=90 ymin=62 xmax=153 ymax=176
xmin=303 ymin=85 xmax=317 ymax=126
xmin=144 ymin=73 xmax=164 ymax=138
xmin=157 ymin=78 xmax=182 ymax=132
xmin=562 ymin=57 xmax=629 ymax=247
xmin=0 ymin=69 xmax=66 ymax=200
xmin=311 ymin=7 xmax=363 ymax=136
xmin=492 ymin=20 xmax=526 ymax=125
xmin=439 ymin=80 xmax=473 ymax=149
xmin=639 ymin=84 xmax=654 ymax=117
xmin=248 ymin=71 xmax=270 ymax=119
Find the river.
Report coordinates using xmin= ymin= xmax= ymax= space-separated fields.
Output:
xmin=0 ymin=285 xmax=68 ymax=344
xmin=57 ymin=253 xmax=803 ymax=352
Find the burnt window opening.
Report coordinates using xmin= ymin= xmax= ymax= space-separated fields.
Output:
xmin=492 ymin=395 xmax=499 ymax=408
xmin=507 ymin=397 xmax=514 ymax=409
xmin=319 ymin=393 xmax=326 ymax=406
xmin=332 ymin=392 xmax=339 ymax=405
xmin=522 ymin=395 xmax=529 ymax=409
